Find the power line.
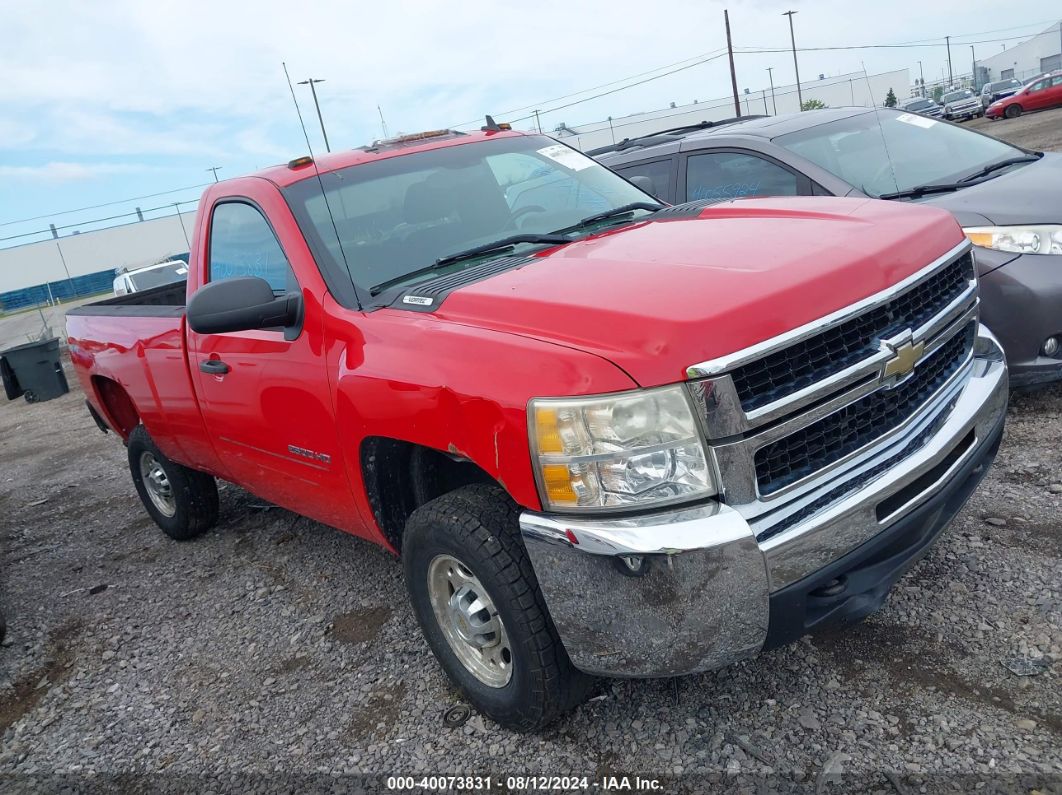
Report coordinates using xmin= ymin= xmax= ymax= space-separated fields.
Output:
xmin=0 ymin=201 xmax=199 ymax=245
xmin=0 ymin=182 xmax=211 ymax=228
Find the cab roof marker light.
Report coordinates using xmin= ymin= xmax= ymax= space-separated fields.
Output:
xmin=287 ymin=156 xmax=314 ymax=169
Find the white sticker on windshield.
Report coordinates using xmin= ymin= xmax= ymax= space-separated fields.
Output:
xmin=895 ymin=113 xmax=936 ymax=129
xmin=537 ymin=144 xmax=596 ymax=171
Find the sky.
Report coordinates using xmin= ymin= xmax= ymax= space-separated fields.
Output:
xmin=0 ymin=0 xmax=1057 ymax=247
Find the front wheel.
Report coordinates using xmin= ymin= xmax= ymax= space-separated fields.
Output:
xmin=1005 ymin=104 xmax=1022 ymax=119
xmin=128 ymin=426 xmax=218 ymax=541
xmin=402 ymin=485 xmax=591 ymax=731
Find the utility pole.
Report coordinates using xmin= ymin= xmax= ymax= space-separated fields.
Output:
xmin=970 ymin=45 xmax=977 ymax=91
xmin=783 ymin=11 xmax=803 ymax=110
xmin=766 ymin=67 xmax=778 ymax=114
xmin=297 ymin=78 xmax=331 ymax=152
xmin=918 ymin=60 xmax=926 ymax=97
xmin=532 ymin=110 xmax=542 ymax=133
xmin=724 ymin=9 xmax=741 ymax=117
xmin=206 ymin=166 xmax=222 ymax=182
xmin=945 ymin=35 xmax=953 ymax=87
xmin=607 ymin=116 xmax=616 ymax=144
xmin=762 ymin=89 xmax=768 ymax=114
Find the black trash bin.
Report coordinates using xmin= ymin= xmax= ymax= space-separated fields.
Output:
xmin=0 ymin=337 xmax=69 ymax=403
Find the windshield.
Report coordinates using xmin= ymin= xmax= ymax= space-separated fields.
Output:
xmin=902 ymin=99 xmax=934 ymax=111
xmin=129 ymin=262 xmax=187 ymax=291
xmin=942 ymin=90 xmax=973 ymax=103
xmin=283 ymin=135 xmax=655 ymax=295
xmin=776 ymin=110 xmax=1025 ymax=198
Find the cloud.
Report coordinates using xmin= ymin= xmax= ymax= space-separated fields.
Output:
xmin=0 ymin=162 xmax=158 ymax=182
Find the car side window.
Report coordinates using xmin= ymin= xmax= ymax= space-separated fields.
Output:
xmin=1030 ymin=80 xmax=1047 ymax=92
xmin=208 ymin=202 xmax=297 ymax=294
xmin=685 ymin=151 xmax=800 ymax=202
xmin=1052 ymin=76 xmax=1062 ymax=87
xmin=615 ymin=159 xmax=673 ymax=201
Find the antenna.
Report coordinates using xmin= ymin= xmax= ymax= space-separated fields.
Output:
xmin=377 ymin=105 xmax=390 ymax=139
xmin=282 ymin=62 xmax=355 ymax=302
xmin=861 ymin=61 xmax=899 ymax=196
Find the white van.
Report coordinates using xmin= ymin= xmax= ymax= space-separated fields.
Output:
xmin=113 ymin=260 xmax=189 ymax=296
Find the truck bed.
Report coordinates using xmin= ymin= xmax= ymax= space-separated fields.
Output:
xmin=66 ymin=281 xmax=186 ymax=318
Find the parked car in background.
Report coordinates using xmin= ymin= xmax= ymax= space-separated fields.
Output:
xmin=898 ymin=96 xmax=944 ymax=118
xmin=595 ymin=108 xmax=1062 ymax=386
xmin=941 ymin=89 xmax=983 ymax=121
xmin=113 ymin=259 xmax=189 ymax=296
xmin=66 ymin=126 xmax=1009 ymax=730
xmin=980 ymin=78 xmax=1023 ymax=110
xmin=985 ymin=71 xmax=1062 ymax=119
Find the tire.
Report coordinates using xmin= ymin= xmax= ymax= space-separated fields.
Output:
xmin=402 ymin=484 xmax=592 ymax=731
xmin=127 ymin=425 xmax=218 ymax=541
xmin=1005 ymin=104 xmax=1022 ymax=119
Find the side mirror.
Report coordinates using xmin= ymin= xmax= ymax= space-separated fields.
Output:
xmin=628 ymin=174 xmax=660 ymax=199
xmin=187 ymin=276 xmax=303 ymax=340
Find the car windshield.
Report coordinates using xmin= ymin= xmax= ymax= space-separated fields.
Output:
xmin=129 ymin=262 xmax=187 ymax=291
xmin=987 ymin=80 xmax=1020 ymax=92
xmin=283 ymin=134 xmax=655 ymax=295
xmin=776 ymin=109 xmax=1025 ymax=198
xmin=942 ymin=90 xmax=973 ymax=103
xmin=903 ymin=99 xmax=934 ymax=111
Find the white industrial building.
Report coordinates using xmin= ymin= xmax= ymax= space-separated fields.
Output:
xmin=976 ymin=21 xmax=1062 ymax=84
xmin=0 ymin=213 xmax=194 ymax=294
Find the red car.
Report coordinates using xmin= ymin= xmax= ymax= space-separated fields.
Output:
xmin=66 ymin=126 xmax=1008 ymax=730
xmin=986 ymin=70 xmax=1062 ymax=119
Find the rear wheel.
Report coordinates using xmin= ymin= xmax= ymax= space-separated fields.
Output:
xmin=128 ymin=426 xmax=218 ymax=540
xmin=1005 ymin=104 xmax=1022 ymax=119
xmin=402 ymin=484 xmax=592 ymax=731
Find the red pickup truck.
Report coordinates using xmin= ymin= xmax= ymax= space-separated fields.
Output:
xmin=67 ymin=127 xmax=1008 ymax=730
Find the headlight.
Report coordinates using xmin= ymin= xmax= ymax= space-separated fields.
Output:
xmin=529 ymin=385 xmax=716 ymax=512
xmin=964 ymin=225 xmax=1062 ymax=255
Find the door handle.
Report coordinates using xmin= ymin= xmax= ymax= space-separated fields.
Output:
xmin=200 ymin=360 xmax=231 ymax=375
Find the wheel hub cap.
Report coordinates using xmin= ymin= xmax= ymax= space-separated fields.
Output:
xmin=428 ymin=555 xmax=512 ymax=688
xmin=139 ymin=451 xmax=176 ymax=518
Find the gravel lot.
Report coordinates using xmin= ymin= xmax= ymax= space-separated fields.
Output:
xmin=2 ymin=112 xmax=1061 ymax=792
xmin=967 ymin=105 xmax=1062 ymax=151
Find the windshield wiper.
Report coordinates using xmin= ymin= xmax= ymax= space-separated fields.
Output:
xmin=958 ymin=152 xmax=1042 ymax=183
xmin=553 ymin=202 xmax=663 ymax=234
xmin=877 ymin=182 xmax=968 ymax=200
xmin=369 ymin=234 xmax=571 ymax=295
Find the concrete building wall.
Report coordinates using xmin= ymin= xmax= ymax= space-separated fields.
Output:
xmin=977 ymin=22 xmax=1062 ymax=83
xmin=551 ymin=69 xmax=909 ymax=153
xmin=0 ymin=212 xmax=195 ymax=293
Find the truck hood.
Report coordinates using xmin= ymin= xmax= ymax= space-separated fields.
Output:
xmin=923 ymin=152 xmax=1062 ymax=226
xmin=427 ymin=197 xmax=964 ymax=388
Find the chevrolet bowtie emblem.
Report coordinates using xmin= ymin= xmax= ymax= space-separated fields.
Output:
xmin=881 ymin=338 xmax=926 ymax=382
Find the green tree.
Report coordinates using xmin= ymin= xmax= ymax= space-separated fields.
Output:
xmin=932 ymin=85 xmax=944 ymax=102
xmin=801 ymin=98 xmax=827 ymax=111
xmin=884 ymin=88 xmax=897 ymax=107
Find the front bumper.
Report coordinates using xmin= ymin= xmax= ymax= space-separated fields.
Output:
xmin=520 ymin=328 xmax=1008 ymax=677
xmin=979 ymin=252 xmax=1062 ymax=387
xmin=946 ymin=104 xmax=982 ymax=119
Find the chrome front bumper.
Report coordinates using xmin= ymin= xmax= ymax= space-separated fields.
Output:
xmin=519 ymin=327 xmax=1008 ymax=677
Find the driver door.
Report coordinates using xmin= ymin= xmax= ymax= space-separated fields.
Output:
xmin=187 ymin=193 xmax=356 ymax=530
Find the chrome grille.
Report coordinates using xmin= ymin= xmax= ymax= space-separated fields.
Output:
xmin=730 ymin=252 xmax=974 ymax=411
xmin=753 ymin=323 xmax=975 ymax=495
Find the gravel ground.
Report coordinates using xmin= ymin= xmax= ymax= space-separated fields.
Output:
xmin=966 ymin=105 xmax=1062 ymax=151
xmin=1 ymin=363 xmax=1060 ymax=792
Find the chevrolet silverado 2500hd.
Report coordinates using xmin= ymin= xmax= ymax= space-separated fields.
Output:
xmin=66 ymin=127 xmax=1008 ymax=730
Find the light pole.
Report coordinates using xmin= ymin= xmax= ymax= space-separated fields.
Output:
xmin=297 ymin=78 xmax=331 ymax=153
xmin=918 ymin=60 xmax=926 ymax=97
xmin=782 ymin=11 xmax=803 ymax=110
xmin=766 ymin=67 xmax=778 ymax=114
xmin=970 ymin=45 xmax=977 ymax=92
xmin=206 ymin=166 xmax=222 ymax=182
xmin=945 ymin=35 xmax=953 ymax=87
